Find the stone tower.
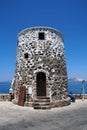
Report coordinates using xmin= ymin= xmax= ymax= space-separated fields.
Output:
xmin=10 ymin=27 xmax=70 ymax=109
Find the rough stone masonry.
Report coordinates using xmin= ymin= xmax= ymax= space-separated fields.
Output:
xmin=10 ymin=26 xmax=70 ymax=108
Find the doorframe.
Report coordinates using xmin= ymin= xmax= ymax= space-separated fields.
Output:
xmin=33 ymin=69 xmax=49 ymax=99
xmin=36 ymin=72 xmax=46 ymax=97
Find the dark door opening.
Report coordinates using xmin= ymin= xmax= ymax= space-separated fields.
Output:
xmin=36 ymin=72 xmax=46 ymax=96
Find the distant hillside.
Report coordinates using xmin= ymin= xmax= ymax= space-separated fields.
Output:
xmin=68 ymin=78 xmax=83 ymax=82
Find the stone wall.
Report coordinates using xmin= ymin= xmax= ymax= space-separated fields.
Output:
xmin=0 ymin=94 xmax=10 ymax=101
xmin=11 ymin=27 xmax=69 ymax=106
xmin=51 ymin=97 xmax=71 ymax=108
xmin=74 ymin=94 xmax=87 ymax=99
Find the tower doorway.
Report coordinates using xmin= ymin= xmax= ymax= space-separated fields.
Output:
xmin=36 ymin=72 xmax=46 ymax=96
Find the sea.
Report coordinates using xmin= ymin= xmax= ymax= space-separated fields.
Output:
xmin=0 ymin=81 xmax=87 ymax=94
xmin=0 ymin=82 xmax=11 ymax=94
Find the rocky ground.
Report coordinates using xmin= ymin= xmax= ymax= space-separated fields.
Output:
xmin=0 ymin=100 xmax=87 ymax=130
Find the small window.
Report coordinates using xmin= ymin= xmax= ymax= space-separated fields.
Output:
xmin=39 ymin=32 xmax=45 ymax=40
xmin=24 ymin=53 xmax=28 ymax=59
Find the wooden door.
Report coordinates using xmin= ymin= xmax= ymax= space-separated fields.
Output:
xmin=18 ymin=86 xmax=26 ymax=106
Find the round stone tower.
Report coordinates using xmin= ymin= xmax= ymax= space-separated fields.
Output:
xmin=10 ymin=26 xmax=70 ymax=109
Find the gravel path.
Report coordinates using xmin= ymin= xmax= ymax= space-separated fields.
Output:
xmin=0 ymin=100 xmax=87 ymax=130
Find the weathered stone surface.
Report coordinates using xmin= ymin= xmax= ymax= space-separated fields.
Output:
xmin=0 ymin=94 xmax=10 ymax=101
xmin=10 ymin=26 xmax=70 ymax=108
xmin=51 ymin=97 xmax=71 ymax=108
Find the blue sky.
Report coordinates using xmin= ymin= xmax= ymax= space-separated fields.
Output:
xmin=0 ymin=0 xmax=87 ymax=81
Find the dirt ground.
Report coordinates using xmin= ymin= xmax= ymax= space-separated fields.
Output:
xmin=0 ymin=100 xmax=87 ymax=130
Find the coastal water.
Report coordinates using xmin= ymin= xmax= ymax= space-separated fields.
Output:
xmin=0 ymin=82 xmax=11 ymax=94
xmin=68 ymin=81 xmax=87 ymax=94
xmin=0 ymin=81 xmax=87 ymax=94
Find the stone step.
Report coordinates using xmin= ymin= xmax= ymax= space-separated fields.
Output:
xmin=37 ymin=96 xmax=50 ymax=99
xmin=34 ymin=105 xmax=51 ymax=110
xmin=33 ymin=102 xmax=50 ymax=106
xmin=34 ymin=97 xmax=50 ymax=102
xmin=33 ymin=97 xmax=51 ymax=109
xmin=34 ymin=99 xmax=50 ymax=102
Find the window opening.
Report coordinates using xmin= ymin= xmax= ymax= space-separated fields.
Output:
xmin=39 ymin=32 xmax=45 ymax=40
xmin=24 ymin=53 xmax=28 ymax=59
